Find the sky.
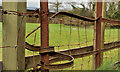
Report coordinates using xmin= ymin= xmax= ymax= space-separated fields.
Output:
xmin=0 ymin=0 xmax=93 ymax=12
xmin=0 ymin=0 xmax=119 ymax=11
xmin=0 ymin=0 xmax=74 ymax=11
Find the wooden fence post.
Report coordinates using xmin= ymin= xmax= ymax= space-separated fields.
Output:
xmin=2 ymin=2 xmax=26 ymax=70
xmin=101 ymin=1 xmax=107 ymax=64
xmin=118 ymin=1 xmax=120 ymax=70
xmin=0 ymin=61 xmax=2 ymax=71
xmin=93 ymin=1 xmax=102 ymax=69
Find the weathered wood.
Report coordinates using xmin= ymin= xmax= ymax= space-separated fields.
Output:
xmin=101 ymin=1 xmax=107 ymax=66
xmin=93 ymin=2 xmax=97 ymax=70
xmin=2 ymin=2 xmax=26 ymax=70
xmin=0 ymin=61 xmax=2 ymax=72
xmin=25 ymin=41 xmax=120 ymax=69
xmin=101 ymin=2 xmax=106 ymax=49
xmin=118 ymin=1 xmax=120 ymax=69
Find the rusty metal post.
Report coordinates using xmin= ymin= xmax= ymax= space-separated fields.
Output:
xmin=40 ymin=0 xmax=49 ymax=72
xmin=94 ymin=1 xmax=102 ymax=69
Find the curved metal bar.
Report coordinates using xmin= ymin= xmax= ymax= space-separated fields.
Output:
xmin=25 ymin=42 xmax=40 ymax=51
xmin=102 ymin=18 xmax=120 ymax=24
xmin=25 ymin=43 xmax=74 ymax=70
xmin=50 ymin=11 xmax=100 ymax=22
xmin=25 ymin=42 xmax=54 ymax=52
xmin=45 ymin=52 xmax=74 ymax=70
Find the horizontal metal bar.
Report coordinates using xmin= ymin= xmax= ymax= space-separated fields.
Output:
xmin=50 ymin=11 xmax=120 ymax=24
xmin=58 ymin=46 xmax=93 ymax=55
xmin=102 ymin=18 xmax=120 ymax=24
xmin=73 ymin=44 xmax=120 ymax=59
xmin=50 ymin=11 xmax=100 ymax=22
xmin=25 ymin=42 xmax=54 ymax=51
xmin=25 ymin=41 xmax=120 ymax=69
xmin=73 ymin=50 xmax=98 ymax=58
xmin=58 ymin=41 xmax=120 ymax=56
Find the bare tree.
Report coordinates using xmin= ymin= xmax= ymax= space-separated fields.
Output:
xmin=49 ymin=0 xmax=63 ymax=12
xmin=68 ymin=2 xmax=94 ymax=17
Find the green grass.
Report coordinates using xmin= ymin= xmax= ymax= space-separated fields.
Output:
xmin=0 ymin=23 xmax=120 ymax=70
xmin=0 ymin=23 xmax=2 ymax=61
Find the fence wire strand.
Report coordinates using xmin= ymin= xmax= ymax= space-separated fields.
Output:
xmin=1 ymin=9 xmax=120 ymax=71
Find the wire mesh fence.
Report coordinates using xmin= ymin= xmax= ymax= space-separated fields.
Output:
xmin=48 ymin=14 xmax=95 ymax=71
xmin=0 ymin=8 xmax=120 ymax=71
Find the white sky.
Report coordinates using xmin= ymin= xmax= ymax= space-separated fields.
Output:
xmin=0 ymin=0 xmax=120 ymax=7
xmin=0 ymin=0 xmax=120 ymax=11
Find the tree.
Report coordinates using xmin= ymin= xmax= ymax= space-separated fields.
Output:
xmin=49 ymin=0 xmax=63 ymax=12
xmin=69 ymin=2 xmax=94 ymax=17
xmin=106 ymin=2 xmax=120 ymax=19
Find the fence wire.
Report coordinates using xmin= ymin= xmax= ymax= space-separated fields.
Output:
xmin=0 ymin=9 xmax=120 ymax=71
xmin=49 ymin=15 xmax=95 ymax=71
xmin=100 ymin=22 xmax=120 ymax=70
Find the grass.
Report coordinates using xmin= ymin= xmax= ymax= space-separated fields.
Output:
xmin=98 ymin=49 xmax=118 ymax=70
xmin=0 ymin=23 xmax=2 ymax=61
xmin=0 ymin=23 xmax=120 ymax=70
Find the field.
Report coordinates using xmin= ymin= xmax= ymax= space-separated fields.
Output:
xmin=0 ymin=23 xmax=119 ymax=70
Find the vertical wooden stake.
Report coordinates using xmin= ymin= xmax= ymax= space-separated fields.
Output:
xmin=93 ymin=1 xmax=102 ymax=69
xmin=2 ymin=2 xmax=26 ymax=70
xmin=0 ymin=61 xmax=2 ymax=71
xmin=40 ymin=0 xmax=49 ymax=72
xmin=101 ymin=1 xmax=106 ymax=64
xmin=118 ymin=1 xmax=120 ymax=70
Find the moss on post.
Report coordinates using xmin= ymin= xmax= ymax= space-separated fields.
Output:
xmin=2 ymin=2 xmax=26 ymax=70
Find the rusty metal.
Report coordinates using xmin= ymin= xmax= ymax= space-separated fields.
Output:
xmin=2 ymin=2 xmax=120 ymax=70
xmin=26 ymin=26 xmax=41 ymax=38
xmin=25 ymin=41 xmax=120 ymax=69
xmin=51 ymin=11 xmax=100 ymax=22
xmin=73 ymin=45 xmax=120 ymax=58
xmin=25 ymin=42 xmax=54 ymax=52
xmin=25 ymin=52 xmax=74 ymax=70
xmin=0 ymin=45 xmax=17 ymax=48
xmin=45 ymin=52 xmax=74 ymax=70
xmin=25 ymin=44 xmax=120 ymax=69
xmin=102 ymin=18 xmax=120 ymax=24
xmin=50 ymin=11 xmax=120 ymax=25
xmin=3 ymin=9 xmax=120 ymax=25
xmin=40 ymin=0 xmax=49 ymax=72
xmin=25 ymin=41 xmax=120 ymax=54
xmin=2 ymin=8 xmax=42 ymax=16
xmin=95 ymin=1 xmax=102 ymax=69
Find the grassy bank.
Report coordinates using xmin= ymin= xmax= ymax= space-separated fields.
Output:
xmin=0 ymin=23 xmax=119 ymax=70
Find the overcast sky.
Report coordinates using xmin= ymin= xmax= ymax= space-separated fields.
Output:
xmin=0 ymin=0 xmax=74 ymax=11
xmin=0 ymin=0 xmax=96 ymax=11
xmin=1 ymin=0 xmax=119 ymax=11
